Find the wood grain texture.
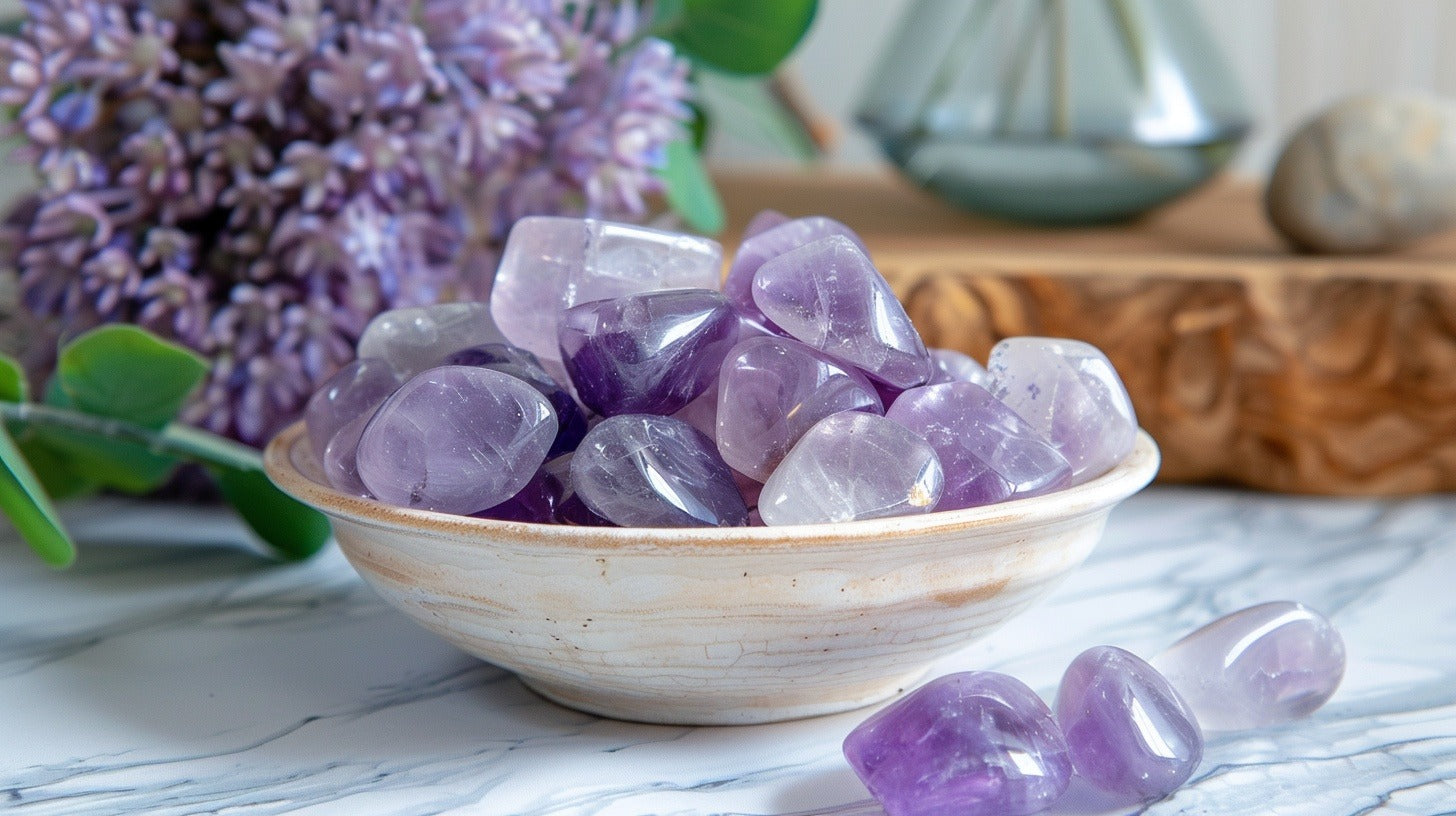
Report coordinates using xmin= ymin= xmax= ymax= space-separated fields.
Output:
xmin=717 ymin=171 xmax=1456 ymax=495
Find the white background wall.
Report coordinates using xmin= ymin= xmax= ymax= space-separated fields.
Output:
xmin=708 ymin=0 xmax=1456 ymax=177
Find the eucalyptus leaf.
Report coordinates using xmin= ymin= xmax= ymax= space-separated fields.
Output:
xmin=667 ymin=0 xmax=817 ymax=75
xmin=694 ymin=70 xmax=819 ymax=161
xmin=0 ymin=423 xmax=75 ymax=567
xmin=658 ymin=139 xmax=725 ymax=234
xmin=38 ymin=374 xmax=178 ymax=494
xmin=19 ymin=437 xmax=97 ymax=501
xmin=57 ymin=325 xmax=208 ymax=428
xmin=0 ymin=353 xmax=28 ymax=403
xmin=210 ymin=465 xmax=331 ymax=561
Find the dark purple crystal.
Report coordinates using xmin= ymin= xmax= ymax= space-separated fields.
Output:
xmin=472 ymin=468 xmax=564 ymax=524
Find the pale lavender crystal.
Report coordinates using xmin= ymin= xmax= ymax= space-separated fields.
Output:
xmin=672 ymin=382 xmax=720 ymax=438
xmin=1151 ymin=602 xmax=1346 ymax=731
xmin=357 ymin=366 xmax=557 ymax=515
xmin=356 ymin=303 xmax=506 ymax=378
xmin=570 ymin=415 xmax=748 ymax=527
xmin=725 ymin=215 xmax=866 ymax=326
xmin=989 ymin=337 xmax=1137 ymax=483
xmin=929 ymin=348 xmax=992 ymax=387
xmin=304 ymin=358 xmax=402 ymax=461
xmin=742 ymin=208 xmax=791 ymax=240
xmin=715 ymin=335 xmax=883 ymax=482
xmin=1056 ymin=646 xmax=1203 ymax=801
xmin=490 ymin=216 xmax=723 ymax=366
xmin=443 ymin=343 xmax=588 ymax=457
xmin=752 ymin=235 xmax=932 ymax=389
xmin=886 ymin=382 xmax=1071 ymax=510
xmin=558 ymin=289 xmax=739 ymax=416
xmin=843 ymin=672 xmax=1073 ymax=816
xmin=758 ymin=412 xmax=943 ymax=526
xmin=322 ymin=411 xmax=373 ymax=496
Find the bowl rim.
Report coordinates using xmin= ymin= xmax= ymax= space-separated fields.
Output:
xmin=265 ymin=421 xmax=1160 ymax=550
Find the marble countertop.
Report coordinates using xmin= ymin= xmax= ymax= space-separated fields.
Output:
xmin=4 ymin=487 xmax=1455 ymax=815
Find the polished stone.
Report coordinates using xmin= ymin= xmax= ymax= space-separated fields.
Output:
xmin=356 ymin=303 xmax=505 ymax=378
xmin=321 ymin=411 xmax=372 ymax=496
xmin=304 ymin=358 xmax=401 ymax=461
xmin=928 ymin=348 xmax=992 ymax=387
xmin=472 ymin=469 xmax=563 ymax=524
xmin=757 ymin=412 xmax=943 ymax=526
xmin=443 ymin=343 xmax=588 ymax=457
xmin=742 ymin=209 xmax=791 ymax=239
xmin=724 ymin=216 xmax=865 ymax=328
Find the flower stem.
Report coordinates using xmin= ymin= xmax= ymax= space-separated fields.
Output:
xmin=0 ymin=402 xmax=262 ymax=472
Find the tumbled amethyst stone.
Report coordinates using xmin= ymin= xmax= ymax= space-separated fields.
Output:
xmin=715 ymin=335 xmax=883 ymax=482
xmin=1151 ymin=602 xmax=1345 ymax=731
xmin=989 ymin=337 xmax=1137 ymax=484
xmin=886 ymin=382 xmax=1072 ymax=510
xmin=357 ymin=302 xmax=505 ymax=378
xmin=570 ymin=415 xmax=748 ymax=528
xmin=322 ymin=411 xmax=373 ymax=496
xmin=725 ymin=215 xmax=866 ymax=326
xmin=558 ymin=289 xmax=739 ymax=417
xmin=356 ymin=366 xmax=557 ymax=515
xmin=304 ymin=358 xmax=402 ymax=461
xmin=844 ymin=672 xmax=1073 ymax=816
xmin=444 ymin=343 xmax=588 ymax=457
xmin=473 ymin=469 xmax=563 ymax=524
xmin=929 ymin=348 xmax=992 ymax=387
xmin=752 ymin=235 xmax=932 ymax=389
xmin=742 ymin=208 xmax=791 ymax=240
xmin=1056 ymin=646 xmax=1203 ymax=801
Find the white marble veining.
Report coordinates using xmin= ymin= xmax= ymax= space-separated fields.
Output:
xmin=3 ymin=488 xmax=1455 ymax=815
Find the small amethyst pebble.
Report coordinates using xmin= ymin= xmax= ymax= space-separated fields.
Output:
xmin=752 ymin=235 xmax=932 ymax=389
xmin=886 ymin=382 xmax=1071 ymax=510
xmin=322 ymin=411 xmax=373 ymax=496
xmin=928 ymin=348 xmax=992 ymax=387
xmin=570 ymin=414 xmax=749 ymax=528
xmin=1151 ymin=601 xmax=1346 ymax=731
xmin=473 ymin=468 xmax=564 ymax=523
xmin=558 ymin=289 xmax=739 ymax=417
xmin=1056 ymin=646 xmax=1203 ymax=801
xmin=356 ymin=302 xmax=505 ymax=378
xmin=304 ymin=358 xmax=401 ymax=461
xmin=725 ymin=215 xmax=866 ymax=327
xmin=843 ymin=672 xmax=1073 ymax=816
xmin=356 ymin=366 xmax=557 ymax=515
xmin=444 ymin=342 xmax=588 ymax=457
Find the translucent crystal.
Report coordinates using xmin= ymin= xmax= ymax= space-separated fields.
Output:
xmin=472 ymin=468 xmax=563 ymax=524
xmin=322 ymin=411 xmax=373 ymax=496
xmin=570 ymin=414 xmax=749 ymax=528
xmin=724 ymin=215 xmax=866 ymax=327
xmin=928 ymin=347 xmax=992 ymax=387
xmin=752 ymin=235 xmax=932 ymax=389
xmin=885 ymin=382 xmax=1071 ymax=510
xmin=742 ymin=208 xmax=791 ymax=240
xmin=304 ymin=357 xmax=401 ymax=461
xmin=356 ymin=302 xmax=504 ymax=378
xmin=843 ymin=672 xmax=1073 ymax=816
xmin=758 ymin=412 xmax=943 ymax=526
xmin=356 ymin=366 xmax=557 ymax=515
xmin=715 ymin=335 xmax=883 ymax=482
xmin=1056 ymin=646 xmax=1203 ymax=801
xmin=558 ymin=289 xmax=739 ymax=417
xmin=1151 ymin=602 xmax=1346 ymax=731
xmin=490 ymin=216 xmax=723 ymax=365
xmin=443 ymin=343 xmax=588 ymax=457
xmin=989 ymin=337 xmax=1137 ymax=483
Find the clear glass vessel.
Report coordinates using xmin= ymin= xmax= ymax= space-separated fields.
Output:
xmin=857 ymin=0 xmax=1250 ymax=224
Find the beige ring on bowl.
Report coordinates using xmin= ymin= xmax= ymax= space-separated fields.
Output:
xmin=265 ymin=421 xmax=1159 ymax=725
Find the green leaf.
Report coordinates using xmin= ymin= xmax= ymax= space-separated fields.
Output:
xmin=38 ymin=375 xmax=178 ymax=494
xmin=694 ymin=70 xmax=819 ymax=161
xmin=209 ymin=465 xmax=331 ymax=561
xmin=18 ymin=437 xmax=97 ymax=500
xmin=57 ymin=325 xmax=208 ymax=429
xmin=0 ymin=423 xmax=75 ymax=567
xmin=668 ymin=0 xmax=817 ymax=75
xmin=0 ymin=353 xmax=28 ymax=403
xmin=658 ymin=139 xmax=725 ymax=234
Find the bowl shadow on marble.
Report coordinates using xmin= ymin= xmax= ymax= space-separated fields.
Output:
xmin=264 ymin=422 xmax=1160 ymax=726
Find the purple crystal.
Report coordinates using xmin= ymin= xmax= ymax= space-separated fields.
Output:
xmin=758 ymin=412 xmax=943 ymax=525
xmin=490 ymin=216 xmax=723 ymax=366
xmin=570 ymin=415 xmax=748 ymax=528
xmin=322 ymin=411 xmax=373 ymax=496
xmin=715 ymin=335 xmax=883 ymax=482
xmin=473 ymin=468 xmax=564 ymax=524
xmin=989 ymin=337 xmax=1137 ymax=484
xmin=558 ymin=289 xmax=739 ymax=417
xmin=929 ymin=348 xmax=992 ymax=387
xmin=886 ymin=383 xmax=1072 ymax=510
xmin=742 ymin=208 xmax=791 ymax=240
xmin=725 ymin=216 xmax=866 ymax=326
xmin=555 ymin=493 xmax=616 ymax=526
xmin=1056 ymin=646 xmax=1203 ymax=801
xmin=672 ymin=382 xmax=720 ymax=438
xmin=304 ymin=358 xmax=402 ymax=461
xmin=356 ymin=366 xmax=557 ymax=515
xmin=844 ymin=672 xmax=1073 ymax=816
xmin=752 ymin=235 xmax=932 ymax=389
xmin=356 ymin=303 xmax=505 ymax=378
xmin=1151 ymin=602 xmax=1346 ymax=731
xmin=443 ymin=343 xmax=588 ymax=457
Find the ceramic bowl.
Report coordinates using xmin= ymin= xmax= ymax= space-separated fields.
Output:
xmin=264 ymin=422 xmax=1159 ymax=725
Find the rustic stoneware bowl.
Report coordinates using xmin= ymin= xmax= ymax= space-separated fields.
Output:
xmin=265 ymin=422 xmax=1159 ymax=725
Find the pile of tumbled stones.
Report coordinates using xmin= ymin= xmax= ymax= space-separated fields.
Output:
xmin=304 ymin=212 xmax=1138 ymax=526
xmin=845 ymin=601 xmax=1347 ymax=816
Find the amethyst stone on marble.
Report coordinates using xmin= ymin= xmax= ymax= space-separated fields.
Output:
xmin=304 ymin=358 xmax=401 ymax=461
xmin=570 ymin=415 xmax=749 ymax=528
xmin=843 ymin=672 xmax=1073 ymax=816
xmin=444 ymin=343 xmax=588 ymax=457
xmin=886 ymin=382 xmax=1071 ymax=510
xmin=356 ymin=366 xmax=557 ymax=515
xmin=758 ymin=412 xmax=943 ymax=526
xmin=1151 ymin=602 xmax=1346 ymax=731
xmin=1056 ymin=646 xmax=1203 ymax=801
xmin=490 ymin=216 xmax=723 ymax=366
xmin=357 ymin=303 xmax=505 ymax=378
xmin=929 ymin=348 xmax=992 ymax=387
xmin=715 ymin=335 xmax=883 ymax=482
xmin=558 ymin=289 xmax=739 ymax=417
xmin=753 ymin=235 xmax=932 ymax=389
xmin=989 ymin=337 xmax=1137 ymax=483
xmin=725 ymin=215 xmax=865 ymax=326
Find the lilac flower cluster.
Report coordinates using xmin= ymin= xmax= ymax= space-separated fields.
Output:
xmin=0 ymin=0 xmax=690 ymax=444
